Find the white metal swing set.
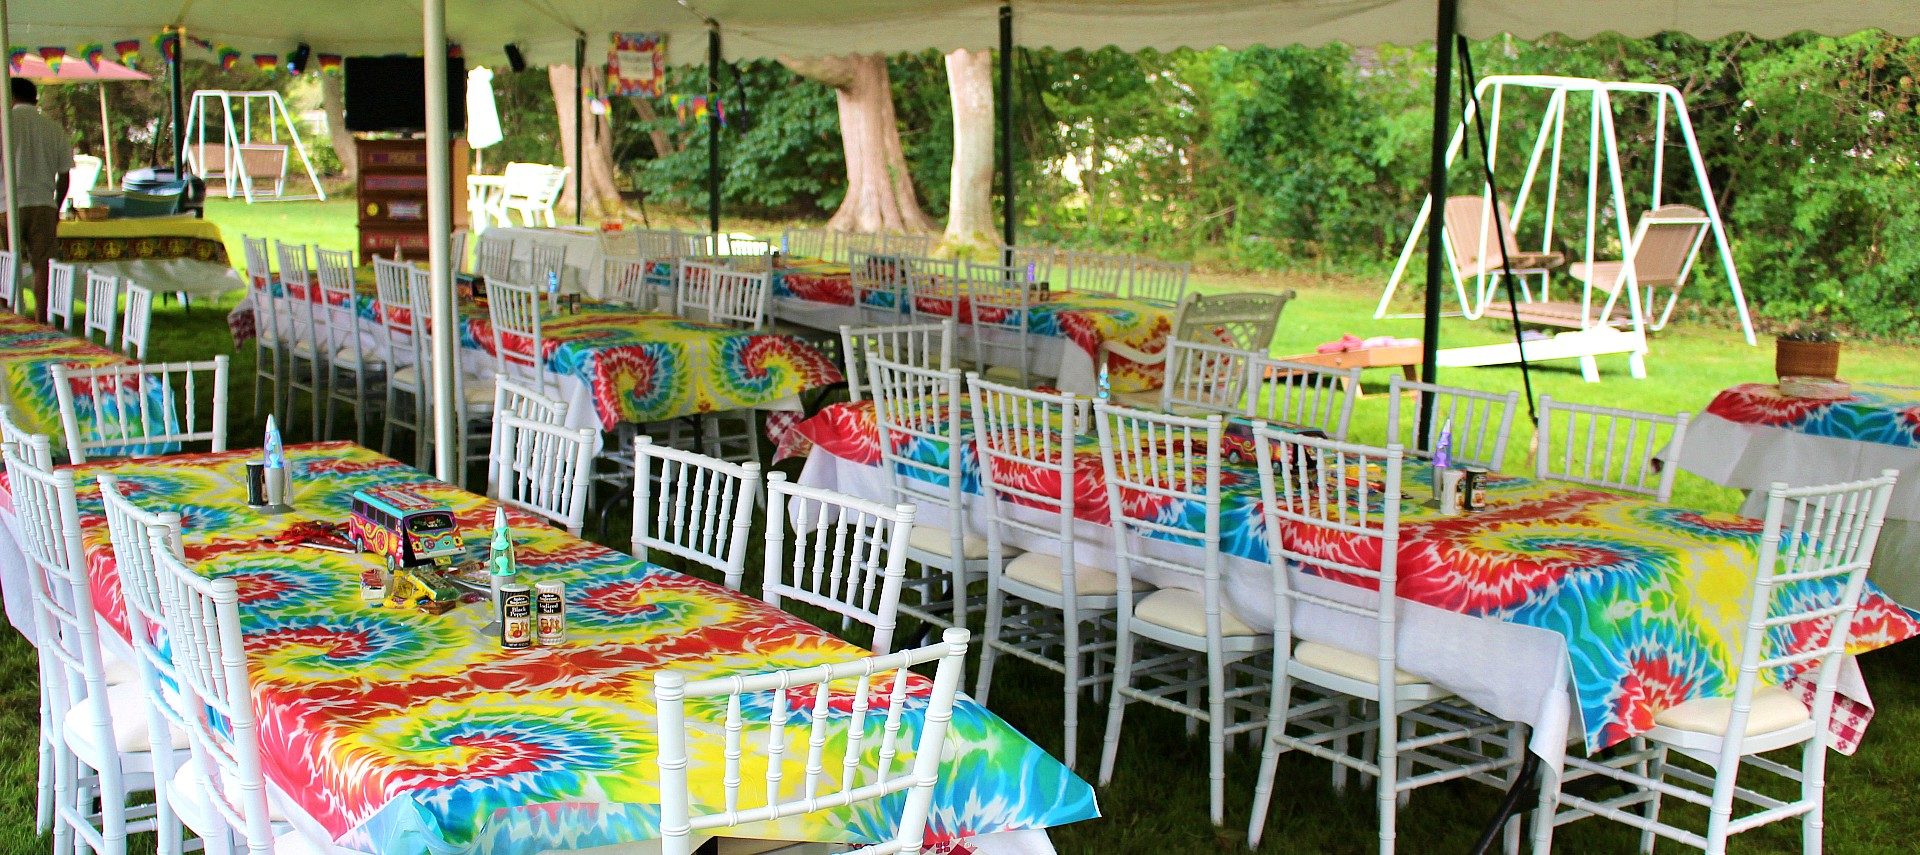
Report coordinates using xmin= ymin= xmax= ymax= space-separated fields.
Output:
xmin=182 ymin=90 xmax=329 ymax=203
xmin=1377 ymin=75 xmax=1754 ymax=382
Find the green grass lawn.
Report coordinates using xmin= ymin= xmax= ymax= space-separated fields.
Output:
xmin=3 ymin=199 xmax=1917 ymax=853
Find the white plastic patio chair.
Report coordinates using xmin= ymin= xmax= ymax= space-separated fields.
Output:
xmin=839 ymin=320 xmax=954 ymax=403
xmin=629 ymin=434 xmax=762 ymax=588
xmin=1385 ymin=377 xmax=1520 ymax=471
xmin=97 ymin=475 xmax=192 ymax=855
xmin=82 ymin=269 xmax=119 ymax=347
xmin=1245 ymin=356 xmax=1363 ymax=441
xmin=4 ymin=447 xmax=184 ymax=855
xmin=490 ymin=412 xmax=600 ymax=535
xmin=52 ymin=357 xmax=230 ymax=465
xmin=1094 ymin=402 xmax=1271 ymax=827
xmin=501 ymin=163 xmax=569 ymax=228
xmin=1531 ymin=471 xmax=1900 ymax=855
xmin=1247 ymin=428 xmax=1522 ymax=853
xmin=761 ymin=472 xmax=917 ymax=654
xmin=45 ymin=260 xmax=76 ymax=330
xmin=970 ymin=375 xmax=1122 ymax=771
xmin=150 ymin=534 xmax=322 ymax=853
xmin=869 ymin=356 xmax=994 ymax=638
xmin=1534 ymin=395 xmax=1692 ymax=502
xmin=119 ymin=283 xmax=153 ymax=359
xmin=651 ymin=627 xmax=972 ymax=855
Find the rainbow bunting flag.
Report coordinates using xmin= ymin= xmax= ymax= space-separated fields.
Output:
xmin=38 ymin=47 xmax=65 ymax=73
xmin=153 ymin=33 xmax=178 ymax=63
xmin=187 ymin=35 xmax=213 ymax=51
xmin=253 ymin=54 xmax=278 ymax=71
xmin=114 ymin=39 xmax=140 ymax=67
xmin=218 ymin=46 xmax=240 ymax=71
xmin=79 ymin=43 xmax=105 ymax=70
xmin=7 ymin=49 xmax=26 ymax=72
xmin=317 ymin=54 xmax=342 ymax=74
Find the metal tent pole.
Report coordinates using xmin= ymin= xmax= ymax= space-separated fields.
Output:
xmin=169 ymin=29 xmax=185 ymax=175
xmin=424 ymin=0 xmax=458 ymax=483
xmin=0 ymin=0 xmax=17 ymax=258
xmin=707 ymin=22 xmax=721 ymax=238
xmin=99 ymin=85 xmax=115 ymax=187
xmin=1417 ymin=0 xmax=1459 ymax=447
xmin=999 ymin=4 xmax=1015 ymax=263
xmin=574 ymin=35 xmax=585 ymax=225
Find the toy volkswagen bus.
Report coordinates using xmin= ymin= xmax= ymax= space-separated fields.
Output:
xmin=348 ymin=485 xmax=465 ymax=568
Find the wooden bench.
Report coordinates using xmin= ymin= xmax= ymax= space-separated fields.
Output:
xmin=1272 ymin=343 xmax=1422 ymax=398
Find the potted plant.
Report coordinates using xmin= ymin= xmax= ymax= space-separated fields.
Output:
xmin=1775 ymin=325 xmax=1842 ymax=380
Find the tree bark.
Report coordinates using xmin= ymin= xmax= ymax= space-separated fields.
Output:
xmin=548 ymin=64 xmax=623 ymax=218
xmin=631 ymin=97 xmax=678 ymax=158
xmin=780 ymin=54 xmax=937 ymax=234
xmin=319 ymin=73 xmax=357 ymax=183
xmin=943 ymin=49 xmax=996 ymax=249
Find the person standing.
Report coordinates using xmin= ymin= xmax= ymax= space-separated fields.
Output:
xmin=4 ymin=78 xmax=74 ymax=323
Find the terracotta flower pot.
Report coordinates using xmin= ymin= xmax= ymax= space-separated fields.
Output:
xmin=1775 ymin=338 xmax=1841 ymax=380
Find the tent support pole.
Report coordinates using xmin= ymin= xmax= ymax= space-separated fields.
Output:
xmin=99 ymin=85 xmax=114 ymax=187
xmin=998 ymin=3 xmax=1015 ymax=262
xmin=574 ymin=35 xmax=584 ymax=226
xmin=169 ymin=29 xmax=185 ymax=176
xmin=1418 ymin=0 xmax=1458 ymax=447
xmin=0 ymin=0 xmax=17 ymax=258
xmin=707 ymin=22 xmax=721 ymax=237
xmin=424 ymin=0 xmax=458 ymax=483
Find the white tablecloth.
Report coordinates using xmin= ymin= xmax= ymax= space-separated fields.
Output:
xmin=1671 ymin=412 xmax=1920 ymax=606
xmin=487 ymin=225 xmax=606 ymax=298
xmin=82 ymin=257 xmax=245 ymax=299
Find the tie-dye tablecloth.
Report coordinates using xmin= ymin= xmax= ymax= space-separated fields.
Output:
xmin=789 ymin=399 xmax=1920 ymax=752
xmin=768 ymin=257 xmax=1177 ymax=395
xmin=36 ymin=442 xmax=1094 ymax=853
xmin=1705 ymin=383 xmax=1920 ymax=450
xmin=0 ymin=313 xmax=143 ymax=444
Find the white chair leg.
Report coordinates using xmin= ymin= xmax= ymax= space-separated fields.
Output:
xmin=1097 ymin=621 xmax=1135 ymax=787
xmin=1377 ymin=714 xmax=1398 ymax=855
xmin=1246 ymin=673 xmax=1295 ymax=849
xmin=1184 ymin=662 xmax=1201 ymax=738
xmin=1636 ymin=740 xmax=1663 ymax=854
xmin=1062 ymin=614 xmax=1082 ymax=771
xmin=974 ymin=573 xmax=1004 ymax=705
xmin=1800 ymin=737 xmax=1827 ymax=855
xmin=1207 ymin=654 xmax=1228 ymax=827
xmin=1530 ymin=760 xmax=1560 ymax=855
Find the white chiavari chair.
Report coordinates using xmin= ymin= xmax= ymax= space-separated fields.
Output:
xmin=276 ymin=240 xmax=328 ymax=439
xmin=842 ymin=232 xmax=880 ymax=262
xmin=839 ymin=320 xmax=954 ymax=403
xmin=603 ymin=254 xmax=659 ymax=310
xmin=1130 ymin=257 xmax=1191 ymax=303
xmin=1094 ymin=403 xmax=1271 ymax=827
xmin=149 ymin=535 xmax=322 ymax=853
xmin=375 ymin=257 xmax=429 ymax=465
xmin=118 ymin=283 xmax=153 ymax=359
xmin=904 ymin=256 xmax=964 ymax=325
xmin=1247 ymin=428 xmax=1521 ymax=853
xmin=629 ymin=435 xmax=763 ymax=588
xmin=849 ymin=250 xmax=916 ymax=325
xmin=52 ymin=357 xmax=230 ymax=465
xmin=45 ymin=260 xmax=77 ymax=330
xmin=1534 ymin=395 xmax=1693 ymax=502
xmin=486 ymin=278 xmax=552 ymax=397
xmin=241 ymin=237 xmax=286 ymax=424
xmin=1531 ymin=471 xmax=1900 ymax=855
xmin=651 ymin=628 xmax=972 ymax=855
xmin=762 ymin=472 xmax=917 ymax=654
xmin=998 ymin=244 xmax=1057 ymax=285
xmin=484 ymin=374 xmax=567 ymax=499
xmin=477 ymin=233 xmax=515 ymax=282
xmin=1245 ymin=356 xmax=1362 ymax=440
xmin=1385 ymin=377 xmax=1520 ymax=471
xmin=868 ymin=356 xmax=993 ymax=638
xmin=530 ymin=242 xmax=568 ymax=306
xmin=964 ymin=261 xmax=1043 ymax=386
xmin=4 ymin=446 xmax=184 ymax=855
xmin=490 ymin=412 xmax=600 ymax=535
xmin=450 ymin=227 xmax=471 ymax=275
xmin=97 ymin=476 xmax=192 ymax=855
xmin=1116 ymin=339 xmax=1258 ymax=416
xmin=314 ymin=246 xmax=383 ymax=446
xmin=0 ymin=403 xmax=53 ymax=468
xmin=82 ymin=269 xmax=120 ymax=346
xmin=674 ymin=259 xmax=720 ymax=320
xmin=970 ymin=375 xmax=1122 ymax=771
xmin=0 ymin=248 xmax=19 ymax=311
xmin=1060 ymin=249 xmax=1128 ymax=296
xmin=707 ymin=267 xmax=773 ymax=329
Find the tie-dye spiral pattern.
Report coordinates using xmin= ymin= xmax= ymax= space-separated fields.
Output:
xmin=31 ymin=443 xmax=1094 ymax=854
xmin=789 ymin=400 xmax=1920 ymax=751
xmin=1706 ymin=382 xmax=1920 ymax=449
xmin=0 ymin=312 xmax=177 ymax=456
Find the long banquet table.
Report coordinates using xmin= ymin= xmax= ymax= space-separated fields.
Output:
xmin=0 ymin=442 xmax=1097 ymax=853
xmin=787 ymin=398 xmax=1920 ymax=769
xmin=56 ymin=215 xmax=246 ymax=300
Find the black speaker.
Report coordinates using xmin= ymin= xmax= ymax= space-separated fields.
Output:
xmin=504 ymin=43 xmax=527 ymax=73
xmin=286 ymin=42 xmax=311 ymax=75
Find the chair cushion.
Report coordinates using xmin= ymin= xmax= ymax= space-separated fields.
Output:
xmin=1294 ymin=641 xmax=1422 ymax=686
xmin=169 ymin=754 xmax=295 ymax=840
xmin=390 ymin=368 xmax=496 ymax=405
xmin=1004 ymin=551 xmax=1122 ymax=597
xmin=907 ymin=524 xmax=989 ymax=560
xmin=102 ymin=653 xmax=139 ymax=686
xmin=1112 ymin=389 xmax=1164 ymax=410
xmin=1132 ymin=588 xmax=1260 ymax=637
xmin=1651 ymin=685 xmax=1810 ymax=737
xmin=61 ymin=681 xmax=190 ymax=769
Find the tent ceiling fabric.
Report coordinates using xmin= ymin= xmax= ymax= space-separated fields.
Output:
xmin=4 ymin=1 xmax=1914 ymax=67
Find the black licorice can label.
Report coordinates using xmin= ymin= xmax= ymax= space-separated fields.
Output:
xmin=501 ymin=584 xmax=533 ymax=649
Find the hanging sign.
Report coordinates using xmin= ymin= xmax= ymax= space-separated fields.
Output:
xmin=608 ymin=32 xmax=666 ymax=98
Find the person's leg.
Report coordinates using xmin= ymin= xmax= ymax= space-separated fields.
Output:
xmin=21 ymin=206 xmax=57 ymax=323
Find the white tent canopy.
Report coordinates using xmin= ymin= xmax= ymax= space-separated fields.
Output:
xmin=4 ymin=1 xmax=1916 ymax=65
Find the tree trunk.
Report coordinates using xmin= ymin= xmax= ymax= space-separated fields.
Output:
xmin=548 ymin=64 xmax=623 ymax=219
xmin=631 ymin=97 xmax=678 ymax=158
xmin=943 ymin=49 xmax=996 ymax=250
xmin=319 ymin=73 xmax=356 ymax=183
xmin=780 ymin=54 xmax=937 ymax=234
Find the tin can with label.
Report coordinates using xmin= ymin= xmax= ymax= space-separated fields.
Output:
xmin=500 ymin=583 xmax=533 ymax=649
xmin=535 ymin=580 xmax=566 ymax=646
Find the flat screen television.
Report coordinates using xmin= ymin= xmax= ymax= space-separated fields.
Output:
xmin=344 ymin=55 xmax=467 ymax=133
